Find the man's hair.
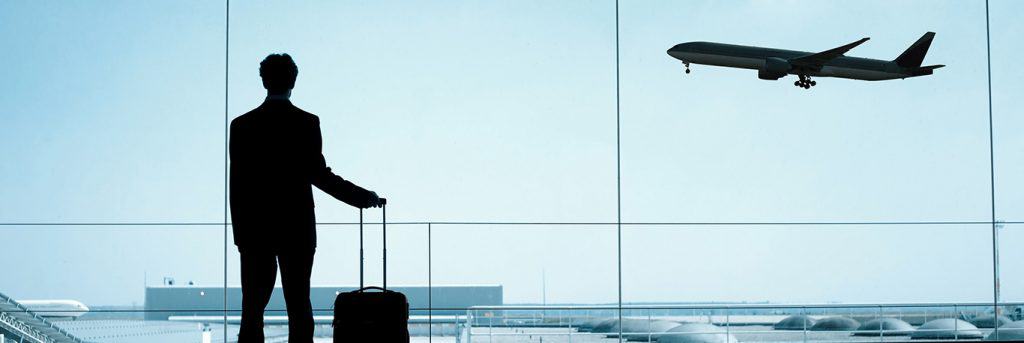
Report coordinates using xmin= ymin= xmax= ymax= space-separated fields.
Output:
xmin=259 ymin=53 xmax=298 ymax=92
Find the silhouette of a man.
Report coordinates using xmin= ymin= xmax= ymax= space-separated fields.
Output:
xmin=230 ymin=53 xmax=382 ymax=343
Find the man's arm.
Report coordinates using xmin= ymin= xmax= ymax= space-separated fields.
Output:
xmin=229 ymin=119 xmax=244 ymax=217
xmin=228 ymin=119 xmax=248 ymax=247
xmin=310 ymin=117 xmax=380 ymax=208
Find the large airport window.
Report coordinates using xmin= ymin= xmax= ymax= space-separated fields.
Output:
xmin=1 ymin=1 xmax=1018 ymax=342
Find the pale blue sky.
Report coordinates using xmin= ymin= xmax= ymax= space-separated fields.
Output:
xmin=1 ymin=0 xmax=1022 ymax=307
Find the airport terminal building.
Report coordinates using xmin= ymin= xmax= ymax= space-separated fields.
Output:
xmin=143 ymin=284 xmax=503 ymax=320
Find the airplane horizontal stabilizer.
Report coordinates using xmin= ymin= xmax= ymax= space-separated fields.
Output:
xmin=790 ymin=37 xmax=870 ymax=68
xmin=911 ymin=64 xmax=944 ymax=76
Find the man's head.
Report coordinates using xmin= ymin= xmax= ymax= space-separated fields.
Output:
xmin=259 ymin=53 xmax=298 ymax=94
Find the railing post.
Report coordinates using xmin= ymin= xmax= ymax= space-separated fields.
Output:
xmin=466 ymin=311 xmax=472 ymax=343
xmin=802 ymin=306 xmax=808 ymax=343
xmin=428 ymin=223 xmax=432 ymax=343
xmin=953 ymin=305 xmax=959 ymax=341
xmin=878 ymin=305 xmax=884 ymax=342
xmin=568 ymin=310 xmax=573 ymax=343
xmin=725 ymin=308 xmax=730 ymax=343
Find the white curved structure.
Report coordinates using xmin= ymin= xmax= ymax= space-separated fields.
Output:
xmin=659 ymin=323 xmax=739 ymax=343
xmin=911 ymin=318 xmax=983 ymax=340
xmin=18 ymin=300 xmax=90 ymax=319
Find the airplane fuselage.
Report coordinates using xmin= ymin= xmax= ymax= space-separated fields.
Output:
xmin=18 ymin=300 xmax=90 ymax=319
xmin=668 ymin=42 xmax=912 ymax=81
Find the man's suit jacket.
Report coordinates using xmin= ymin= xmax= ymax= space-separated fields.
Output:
xmin=230 ymin=98 xmax=372 ymax=251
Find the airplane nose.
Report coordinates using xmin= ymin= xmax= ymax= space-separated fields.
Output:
xmin=667 ymin=43 xmax=691 ymax=58
xmin=667 ymin=44 xmax=686 ymax=59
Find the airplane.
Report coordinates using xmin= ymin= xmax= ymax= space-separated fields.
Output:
xmin=18 ymin=299 xmax=90 ymax=319
xmin=667 ymin=32 xmax=943 ymax=89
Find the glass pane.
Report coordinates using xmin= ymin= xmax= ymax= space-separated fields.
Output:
xmin=991 ymin=0 xmax=1024 ymax=220
xmin=223 ymin=223 xmax=428 ymax=339
xmin=0 ymin=2 xmax=226 ymax=222
xmin=623 ymin=224 xmax=993 ymax=304
xmin=431 ymin=225 xmax=617 ymax=306
xmin=0 ymin=226 xmax=224 ymax=310
xmin=620 ymin=0 xmax=991 ymax=222
xmin=998 ymin=224 xmax=1024 ymax=303
xmin=225 ymin=223 xmax=428 ymax=308
xmin=433 ymin=224 xmax=617 ymax=341
xmin=227 ymin=0 xmax=617 ymax=223
xmin=0 ymin=225 xmax=226 ymax=343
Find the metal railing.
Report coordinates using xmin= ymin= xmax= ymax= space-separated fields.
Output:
xmin=463 ymin=302 xmax=1024 ymax=342
xmin=0 ymin=292 xmax=87 ymax=343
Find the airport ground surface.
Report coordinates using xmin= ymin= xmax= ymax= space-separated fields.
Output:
xmin=313 ymin=338 xmax=459 ymax=342
xmin=40 ymin=318 xmax=1008 ymax=342
xmin=310 ymin=326 xmax=998 ymax=342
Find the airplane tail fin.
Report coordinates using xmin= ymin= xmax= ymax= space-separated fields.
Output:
xmin=894 ymin=32 xmax=936 ymax=68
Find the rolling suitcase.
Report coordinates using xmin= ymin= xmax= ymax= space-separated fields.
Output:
xmin=333 ymin=199 xmax=411 ymax=343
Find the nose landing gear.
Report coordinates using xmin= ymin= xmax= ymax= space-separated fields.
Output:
xmin=682 ymin=62 xmax=690 ymax=74
xmin=794 ymin=75 xmax=816 ymax=89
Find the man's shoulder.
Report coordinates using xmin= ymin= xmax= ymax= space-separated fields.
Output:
xmin=230 ymin=108 xmax=258 ymax=130
xmin=231 ymin=101 xmax=319 ymax=129
xmin=232 ymin=102 xmax=270 ymax=122
xmin=290 ymin=104 xmax=319 ymax=123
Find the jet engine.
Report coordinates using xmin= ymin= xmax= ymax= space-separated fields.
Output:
xmin=758 ymin=57 xmax=791 ymax=80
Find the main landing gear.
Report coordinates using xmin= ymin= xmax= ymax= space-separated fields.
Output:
xmin=794 ymin=75 xmax=816 ymax=89
xmin=682 ymin=61 xmax=690 ymax=74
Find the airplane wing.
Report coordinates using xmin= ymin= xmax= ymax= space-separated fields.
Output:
xmin=789 ymin=37 xmax=870 ymax=69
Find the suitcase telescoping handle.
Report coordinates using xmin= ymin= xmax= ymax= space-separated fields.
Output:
xmin=358 ymin=198 xmax=387 ymax=291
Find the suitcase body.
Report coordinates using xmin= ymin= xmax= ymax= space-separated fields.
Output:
xmin=333 ymin=199 xmax=411 ymax=343
xmin=333 ymin=286 xmax=410 ymax=342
